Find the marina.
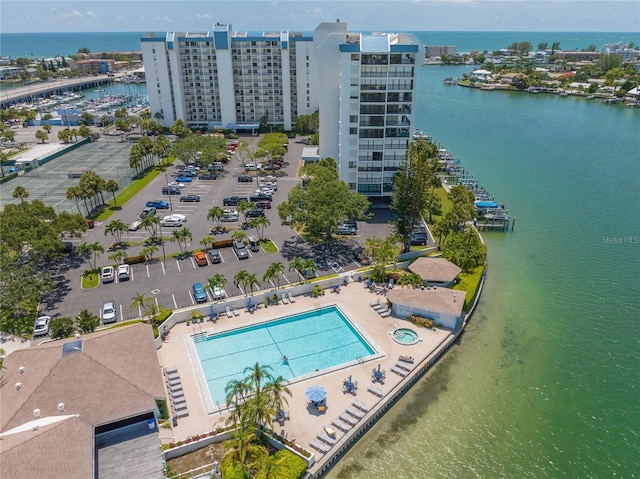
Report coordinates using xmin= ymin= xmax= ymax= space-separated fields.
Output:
xmin=413 ymin=129 xmax=512 ymax=231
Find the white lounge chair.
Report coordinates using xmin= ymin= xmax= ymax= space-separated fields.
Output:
xmin=163 ymin=366 xmax=178 ymax=375
xmin=309 ymin=439 xmax=329 ymax=454
xmin=225 ymin=306 xmax=232 ymax=318
xmin=345 ymin=406 xmax=363 ymax=420
xmin=391 ymin=366 xmax=407 ymax=377
xmin=379 ymin=310 xmax=391 ymax=318
xmin=232 ymin=305 xmax=239 ymax=317
xmin=288 ymin=291 xmax=295 ymax=302
xmin=352 ymin=400 xmax=369 ymax=412
xmin=339 ymin=413 xmax=356 ymax=426
xmin=396 ymin=362 xmax=411 ymax=372
xmin=281 ymin=293 xmax=288 ymax=304
xmin=398 ymin=355 xmax=415 ymax=364
xmin=369 ymin=298 xmax=380 ymax=307
xmin=331 ymin=418 xmax=351 ymax=432
xmin=175 ymin=408 xmax=189 ymax=418
xmin=367 ymin=385 xmax=383 ymax=397
xmin=317 ymin=431 xmax=336 ymax=446
xmin=166 ymin=377 xmax=181 ymax=387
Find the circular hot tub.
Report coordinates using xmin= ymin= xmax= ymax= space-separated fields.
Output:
xmin=391 ymin=328 xmax=420 ymax=345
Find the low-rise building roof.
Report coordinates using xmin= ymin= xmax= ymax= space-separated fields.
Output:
xmin=0 ymin=323 xmax=164 ymax=479
xmin=408 ymin=257 xmax=462 ymax=284
xmin=387 ymin=286 xmax=466 ymax=318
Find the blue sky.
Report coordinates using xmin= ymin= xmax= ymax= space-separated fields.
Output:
xmin=2 ymin=1 xmax=639 ymax=33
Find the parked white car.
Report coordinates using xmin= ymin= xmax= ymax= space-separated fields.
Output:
xmin=167 ymin=213 xmax=187 ymax=223
xmin=102 ymin=300 xmax=117 ymax=324
xmin=128 ymin=219 xmax=142 ymax=231
xmin=33 ymin=316 xmax=51 ymax=337
xmin=101 ymin=266 xmax=115 ymax=283
xmin=167 ymin=181 xmax=186 ymax=188
xmin=161 ymin=216 xmax=182 ymax=227
xmin=117 ymin=264 xmax=130 ymax=281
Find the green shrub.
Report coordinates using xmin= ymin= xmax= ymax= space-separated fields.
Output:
xmin=220 ymin=462 xmax=246 ymax=479
xmin=156 ymin=399 xmax=169 ymax=420
xmin=273 ymin=448 xmax=308 ymax=478
xmin=453 ymin=265 xmax=484 ymax=311
xmin=124 ymin=255 xmax=145 ymax=265
xmin=212 ymin=239 xmax=233 ymax=249
xmin=0 ymin=173 xmax=18 ymax=184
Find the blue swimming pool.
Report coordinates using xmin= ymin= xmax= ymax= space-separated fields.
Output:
xmin=193 ymin=305 xmax=375 ymax=406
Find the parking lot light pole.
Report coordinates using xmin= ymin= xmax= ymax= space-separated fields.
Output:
xmin=164 ymin=173 xmax=173 ymax=211
xmin=160 ymin=225 xmax=166 ymax=263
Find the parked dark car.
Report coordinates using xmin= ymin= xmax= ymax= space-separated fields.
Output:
xmin=246 ymin=209 xmax=265 ymax=218
xmin=256 ymin=200 xmax=272 ymax=209
xmin=199 ymin=173 xmax=217 ymax=180
xmin=207 ymin=249 xmax=222 ymax=264
xmin=410 ymin=234 xmax=427 ymax=246
xmin=250 ymin=193 xmax=272 ymax=202
xmin=162 ymin=186 xmax=181 ymax=195
xmin=237 ymin=175 xmax=253 ymax=182
xmin=223 ymin=196 xmax=247 ymax=206
xmin=180 ymin=194 xmax=200 ymax=202
xmin=233 ymin=240 xmax=249 ymax=260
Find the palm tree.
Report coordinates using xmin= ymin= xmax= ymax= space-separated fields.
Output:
xmin=141 ymin=215 xmax=161 ymax=241
xmin=208 ymin=273 xmax=227 ymax=296
xmin=248 ymin=215 xmax=270 ymax=240
xmin=170 ymin=227 xmax=192 ymax=254
xmin=104 ymin=219 xmax=127 ymax=244
xmin=289 ymin=256 xmax=316 ymax=281
xmin=221 ymin=426 xmax=266 ymax=475
xmin=207 ymin=206 xmax=224 ymax=229
xmin=12 ymin=186 xmax=29 ymax=203
xmin=108 ymin=250 xmax=127 ymax=266
xmin=225 ymin=377 xmax=250 ymax=407
xmin=250 ymin=452 xmax=287 ymax=479
xmin=141 ymin=245 xmax=159 ymax=263
xmin=130 ymin=292 xmax=152 ymax=317
xmin=199 ymin=235 xmax=215 ymax=250
xmin=77 ymin=241 xmax=104 ymax=270
xmin=75 ymin=242 xmax=95 ymax=270
xmin=237 ymin=200 xmax=256 ymax=225
xmin=105 ymin=179 xmax=120 ymax=208
xmin=263 ymin=262 xmax=284 ymax=290
xmin=244 ymin=272 xmax=260 ymax=296
xmin=231 ymin=230 xmax=247 ymax=244
xmin=233 ymin=269 xmax=250 ymax=294
xmin=363 ymin=236 xmax=383 ymax=260
xmin=264 ymin=375 xmax=292 ymax=418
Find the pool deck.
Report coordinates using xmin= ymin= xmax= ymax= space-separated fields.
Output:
xmin=157 ymin=282 xmax=455 ymax=475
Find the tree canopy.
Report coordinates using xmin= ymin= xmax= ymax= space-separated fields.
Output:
xmin=277 ymin=158 xmax=371 ymax=239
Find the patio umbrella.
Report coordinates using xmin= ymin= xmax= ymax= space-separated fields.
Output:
xmin=247 ymin=297 xmax=253 ymax=307
xmin=305 ymin=385 xmax=327 ymax=403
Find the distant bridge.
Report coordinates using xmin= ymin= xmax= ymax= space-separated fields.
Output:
xmin=1 ymin=75 xmax=113 ymax=109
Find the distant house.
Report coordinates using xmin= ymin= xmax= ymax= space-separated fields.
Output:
xmin=0 ymin=323 xmax=166 ymax=479
xmin=386 ymin=286 xmax=467 ymax=330
xmin=471 ymin=69 xmax=492 ymax=81
xmin=408 ymin=257 xmax=462 ymax=287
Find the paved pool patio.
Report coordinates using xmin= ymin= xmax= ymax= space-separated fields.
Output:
xmin=156 ymin=281 xmax=455 ymax=475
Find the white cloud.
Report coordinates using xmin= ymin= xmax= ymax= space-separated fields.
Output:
xmin=306 ymin=7 xmax=323 ymax=17
xmin=195 ymin=13 xmax=214 ymax=20
xmin=86 ymin=11 xmax=97 ymax=19
xmin=153 ymin=16 xmax=173 ymax=24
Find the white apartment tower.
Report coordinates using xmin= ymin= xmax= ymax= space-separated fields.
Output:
xmin=141 ymin=24 xmax=317 ymax=131
xmin=141 ymin=21 xmax=421 ymax=197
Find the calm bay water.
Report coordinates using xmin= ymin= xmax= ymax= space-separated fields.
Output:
xmin=325 ymin=67 xmax=640 ymax=478
xmin=1 ymin=31 xmax=638 ymax=477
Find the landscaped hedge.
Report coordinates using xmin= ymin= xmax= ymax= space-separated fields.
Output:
xmin=124 ymin=255 xmax=145 ymax=265
xmin=274 ymin=449 xmax=308 ymax=479
xmin=0 ymin=172 xmax=18 ymax=184
xmin=212 ymin=239 xmax=233 ymax=249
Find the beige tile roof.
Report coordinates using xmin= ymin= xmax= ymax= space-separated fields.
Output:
xmin=408 ymin=257 xmax=462 ymax=283
xmin=0 ymin=323 xmax=164 ymax=478
xmin=387 ymin=286 xmax=466 ymax=317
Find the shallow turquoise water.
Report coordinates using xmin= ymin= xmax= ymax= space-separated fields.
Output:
xmin=325 ymin=66 xmax=640 ymax=478
xmin=194 ymin=306 xmax=375 ymax=405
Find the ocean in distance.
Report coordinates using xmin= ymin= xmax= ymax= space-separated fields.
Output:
xmin=1 ymin=31 xmax=638 ymax=477
xmin=1 ymin=30 xmax=639 ymax=58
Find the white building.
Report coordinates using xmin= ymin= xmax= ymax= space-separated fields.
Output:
xmin=142 ymin=21 xmax=422 ymax=197
xmin=141 ymin=24 xmax=318 ymax=132
xmin=313 ymin=21 xmax=422 ymax=196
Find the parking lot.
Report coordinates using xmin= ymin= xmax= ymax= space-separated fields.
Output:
xmin=32 ymin=135 xmax=395 ymax=333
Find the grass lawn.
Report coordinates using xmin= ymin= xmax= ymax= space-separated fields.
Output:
xmin=260 ymin=238 xmax=279 ymax=253
xmin=81 ymin=270 xmax=100 ymax=289
xmin=428 ymin=186 xmax=454 ymax=224
xmin=453 ymin=265 xmax=485 ymax=311
xmin=95 ymin=157 xmax=176 ymax=222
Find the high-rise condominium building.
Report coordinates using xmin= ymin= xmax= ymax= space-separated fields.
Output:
xmin=141 ymin=21 xmax=422 ymax=197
